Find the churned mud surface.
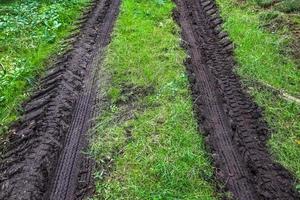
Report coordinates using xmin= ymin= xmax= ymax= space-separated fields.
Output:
xmin=0 ymin=0 xmax=120 ymax=199
xmin=173 ymin=0 xmax=299 ymax=199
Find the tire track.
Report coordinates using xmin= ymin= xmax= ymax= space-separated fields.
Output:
xmin=173 ymin=0 xmax=299 ymax=199
xmin=47 ymin=0 xmax=120 ymax=199
xmin=0 ymin=0 xmax=120 ymax=199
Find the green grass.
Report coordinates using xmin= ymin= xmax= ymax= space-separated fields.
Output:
xmin=253 ymin=0 xmax=274 ymax=8
xmin=0 ymin=0 xmax=90 ymax=135
xmin=252 ymin=0 xmax=300 ymax=13
xmin=217 ymin=0 xmax=299 ymax=95
xmin=276 ymin=0 xmax=300 ymax=13
xmin=89 ymin=0 xmax=219 ymax=199
xmin=216 ymin=0 xmax=300 ymax=181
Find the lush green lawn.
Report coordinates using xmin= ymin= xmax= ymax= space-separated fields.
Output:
xmin=217 ymin=0 xmax=300 ymax=181
xmin=0 ymin=0 xmax=90 ymax=135
xmin=89 ymin=0 xmax=219 ymax=199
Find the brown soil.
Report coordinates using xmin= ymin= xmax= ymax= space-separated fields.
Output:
xmin=173 ymin=0 xmax=299 ymax=199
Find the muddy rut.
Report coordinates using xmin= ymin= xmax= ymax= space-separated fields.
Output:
xmin=0 ymin=0 xmax=120 ymax=199
xmin=174 ymin=0 xmax=299 ymax=199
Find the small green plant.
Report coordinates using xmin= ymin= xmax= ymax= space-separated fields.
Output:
xmin=108 ymin=87 xmax=121 ymax=103
xmin=296 ymin=184 xmax=300 ymax=192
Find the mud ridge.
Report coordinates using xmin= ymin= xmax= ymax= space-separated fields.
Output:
xmin=0 ymin=0 xmax=120 ymax=199
xmin=173 ymin=0 xmax=299 ymax=199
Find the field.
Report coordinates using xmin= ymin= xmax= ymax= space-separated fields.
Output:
xmin=0 ymin=0 xmax=299 ymax=199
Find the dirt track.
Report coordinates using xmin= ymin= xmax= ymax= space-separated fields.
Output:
xmin=0 ymin=0 xmax=299 ymax=199
xmin=0 ymin=0 xmax=120 ymax=199
xmin=174 ymin=0 xmax=299 ymax=199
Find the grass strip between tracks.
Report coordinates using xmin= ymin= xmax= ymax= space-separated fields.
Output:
xmin=0 ymin=0 xmax=90 ymax=136
xmin=216 ymin=0 xmax=300 ymax=183
xmin=89 ymin=0 xmax=220 ymax=199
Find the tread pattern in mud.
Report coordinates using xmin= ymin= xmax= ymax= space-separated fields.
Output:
xmin=174 ymin=0 xmax=299 ymax=199
xmin=0 ymin=0 xmax=120 ymax=199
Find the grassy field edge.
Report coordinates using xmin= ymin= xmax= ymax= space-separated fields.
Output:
xmin=216 ymin=0 xmax=300 ymax=183
xmin=89 ymin=0 xmax=220 ymax=199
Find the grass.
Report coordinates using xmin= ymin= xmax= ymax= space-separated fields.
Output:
xmin=217 ymin=0 xmax=299 ymax=95
xmin=252 ymin=0 xmax=300 ymax=13
xmin=276 ymin=0 xmax=300 ymax=13
xmin=216 ymin=0 xmax=300 ymax=181
xmin=89 ymin=0 xmax=219 ymax=199
xmin=0 ymin=0 xmax=90 ymax=135
xmin=249 ymin=0 xmax=300 ymax=62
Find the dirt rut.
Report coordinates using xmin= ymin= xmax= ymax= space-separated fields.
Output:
xmin=174 ymin=0 xmax=299 ymax=199
xmin=0 ymin=0 xmax=120 ymax=199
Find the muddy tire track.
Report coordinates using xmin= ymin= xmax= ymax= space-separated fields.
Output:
xmin=173 ymin=0 xmax=299 ymax=199
xmin=0 ymin=0 xmax=120 ymax=199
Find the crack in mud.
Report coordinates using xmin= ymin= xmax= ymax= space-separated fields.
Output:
xmin=173 ymin=0 xmax=299 ymax=199
xmin=0 ymin=0 xmax=120 ymax=199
